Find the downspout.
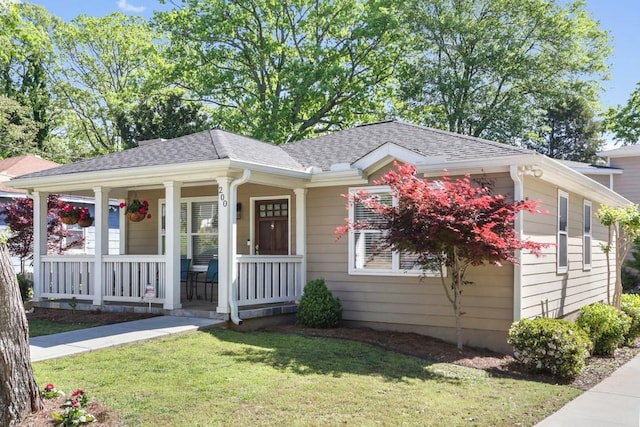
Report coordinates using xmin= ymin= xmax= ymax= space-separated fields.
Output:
xmin=228 ymin=169 xmax=251 ymax=325
xmin=510 ymin=165 xmax=524 ymax=322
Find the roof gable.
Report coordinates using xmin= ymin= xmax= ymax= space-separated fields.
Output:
xmin=282 ymin=121 xmax=534 ymax=171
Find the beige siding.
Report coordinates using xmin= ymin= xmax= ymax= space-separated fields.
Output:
xmin=583 ymin=173 xmax=611 ymax=188
xmin=610 ymin=156 xmax=640 ymax=204
xmin=520 ymin=176 xmax=610 ymax=319
xmin=306 ymin=166 xmax=515 ymax=352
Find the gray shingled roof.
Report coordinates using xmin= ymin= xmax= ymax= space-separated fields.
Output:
xmin=18 ymin=129 xmax=305 ymax=179
xmin=598 ymin=144 xmax=640 ymax=158
xmin=281 ymin=121 xmax=535 ymax=171
xmin=18 ymin=121 xmax=537 ymax=180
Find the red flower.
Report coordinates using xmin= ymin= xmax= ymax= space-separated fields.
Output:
xmin=71 ymin=389 xmax=84 ymax=398
xmin=139 ymin=207 xmax=147 ymax=214
xmin=119 ymin=202 xmax=126 ymax=208
xmin=71 ymin=400 xmax=80 ymax=408
xmin=147 ymin=214 xmax=152 ymax=219
xmin=142 ymin=200 xmax=149 ymax=207
xmin=45 ymin=383 xmax=55 ymax=391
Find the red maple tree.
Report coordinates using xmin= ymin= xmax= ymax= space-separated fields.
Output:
xmin=337 ymin=163 xmax=549 ymax=350
xmin=0 ymin=195 xmax=83 ymax=274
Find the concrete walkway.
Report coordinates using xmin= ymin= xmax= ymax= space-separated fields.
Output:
xmin=536 ymin=352 xmax=640 ymax=426
xmin=30 ymin=316 xmax=224 ymax=362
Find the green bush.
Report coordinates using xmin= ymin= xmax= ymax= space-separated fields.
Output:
xmin=576 ymin=303 xmax=631 ymax=355
xmin=17 ymin=273 xmax=33 ymax=303
xmin=297 ymin=278 xmax=342 ymax=328
xmin=621 ymin=294 xmax=640 ymax=344
xmin=507 ymin=317 xmax=592 ymax=379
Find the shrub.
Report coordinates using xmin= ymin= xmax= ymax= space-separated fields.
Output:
xmin=576 ymin=303 xmax=631 ymax=355
xmin=621 ymin=294 xmax=640 ymax=344
xmin=507 ymin=317 xmax=592 ymax=379
xmin=297 ymin=278 xmax=342 ymax=328
xmin=17 ymin=273 xmax=33 ymax=302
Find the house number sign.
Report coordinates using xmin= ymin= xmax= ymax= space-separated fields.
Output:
xmin=218 ymin=187 xmax=228 ymax=207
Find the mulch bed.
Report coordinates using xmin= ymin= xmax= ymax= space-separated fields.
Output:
xmin=18 ymin=308 xmax=640 ymax=426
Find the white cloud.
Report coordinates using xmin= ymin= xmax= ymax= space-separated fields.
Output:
xmin=117 ymin=0 xmax=145 ymax=13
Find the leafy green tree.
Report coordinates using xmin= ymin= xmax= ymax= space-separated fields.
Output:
xmin=116 ymin=90 xmax=212 ymax=145
xmin=0 ymin=2 xmax=56 ymax=151
xmin=0 ymin=95 xmax=40 ymax=157
xmin=523 ymin=95 xmax=604 ymax=162
xmin=597 ymin=204 xmax=640 ymax=308
xmin=51 ymin=12 xmax=164 ymax=153
xmin=605 ymin=83 xmax=640 ymax=145
xmin=155 ymin=0 xmax=401 ymax=143
xmin=395 ymin=0 xmax=610 ymax=144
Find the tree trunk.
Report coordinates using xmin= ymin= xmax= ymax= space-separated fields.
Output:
xmin=0 ymin=244 xmax=43 ymax=426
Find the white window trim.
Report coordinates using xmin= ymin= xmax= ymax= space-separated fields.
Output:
xmin=583 ymin=199 xmax=592 ymax=271
xmin=249 ymin=195 xmax=291 ymax=256
xmin=347 ymin=186 xmax=438 ymax=277
xmin=557 ymin=190 xmax=569 ymax=274
xmin=158 ymin=196 xmax=217 ymax=269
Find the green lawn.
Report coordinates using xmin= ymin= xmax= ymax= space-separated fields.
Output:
xmin=33 ymin=329 xmax=579 ymax=426
xmin=28 ymin=319 xmax=101 ymax=337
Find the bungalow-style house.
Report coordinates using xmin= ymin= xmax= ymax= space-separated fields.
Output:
xmin=10 ymin=121 xmax=629 ymax=352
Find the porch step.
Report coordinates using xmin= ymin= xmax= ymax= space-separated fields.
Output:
xmin=239 ymin=303 xmax=298 ymax=320
xmin=170 ymin=308 xmax=227 ymax=320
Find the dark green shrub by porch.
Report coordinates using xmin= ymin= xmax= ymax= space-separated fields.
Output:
xmin=297 ymin=278 xmax=342 ymax=328
xmin=17 ymin=273 xmax=33 ymax=302
xmin=507 ymin=317 xmax=591 ymax=379
xmin=576 ymin=302 xmax=631 ymax=355
xmin=621 ymin=294 xmax=640 ymax=344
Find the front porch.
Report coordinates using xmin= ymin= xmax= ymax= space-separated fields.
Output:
xmin=34 ymin=254 xmax=304 ymax=319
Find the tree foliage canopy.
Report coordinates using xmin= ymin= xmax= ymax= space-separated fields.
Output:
xmin=395 ymin=0 xmax=610 ymax=144
xmin=605 ymin=82 xmax=640 ymax=145
xmin=156 ymin=0 xmax=401 ymax=143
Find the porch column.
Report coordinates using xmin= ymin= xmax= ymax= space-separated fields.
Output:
xmin=31 ymin=191 xmax=48 ymax=302
xmin=217 ymin=177 xmax=231 ymax=314
xmin=163 ymin=181 xmax=182 ymax=310
xmin=92 ymin=187 xmax=110 ymax=306
xmin=294 ymin=188 xmax=307 ymax=296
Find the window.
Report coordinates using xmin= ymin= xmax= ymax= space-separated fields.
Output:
xmin=558 ymin=190 xmax=569 ymax=273
xmin=583 ymin=200 xmax=592 ymax=270
xmin=160 ymin=197 xmax=218 ymax=266
xmin=64 ymin=224 xmax=88 ymax=254
xmin=348 ymin=186 xmax=423 ymax=276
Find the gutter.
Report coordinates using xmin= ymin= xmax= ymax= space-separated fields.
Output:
xmin=510 ymin=165 xmax=523 ymax=322
xmin=228 ymin=169 xmax=251 ymax=325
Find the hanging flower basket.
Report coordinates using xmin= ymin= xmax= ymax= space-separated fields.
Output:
xmin=59 ymin=204 xmax=80 ymax=225
xmin=125 ymin=211 xmax=146 ymax=222
xmin=60 ymin=215 xmax=79 ymax=225
xmin=78 ymin=217 xmax=94 ymax=227
xmin=120 ymin=199 xmax=151 ymax=222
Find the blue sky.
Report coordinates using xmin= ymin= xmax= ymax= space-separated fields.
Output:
xmin=27 ymin=0 xmax=640 ymax=111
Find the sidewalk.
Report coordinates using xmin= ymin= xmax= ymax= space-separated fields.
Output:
xmin=535 ymin=352 xmax=640 ymax=426
xmin=29 ymin=316 xmax=224 ymax=362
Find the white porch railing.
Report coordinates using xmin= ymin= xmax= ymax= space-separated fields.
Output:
xmin=41 ymin=255 xmax=94 ymax=299
xmin=39 ymin=255 xmax=166 ymax=303
xmin=235 ymin=255 xmax=303 ymax=306
xmin=39 ymin=255 xmax=301 ymax=308
xmin=102 ymin=255 xmax=166 ymax=302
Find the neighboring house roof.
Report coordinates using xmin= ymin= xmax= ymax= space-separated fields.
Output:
xmin=598 ymin=144 xmax=640 ymax=158
xmin=18 ymin=129 xmax=304 ymax=180
xmin=282 ymin=121 xmax=534 ymax=171
xmin=0 ymin=155 xmax=59 ymax=194
xmin=557 ymin=159 xmax=623 ymax=175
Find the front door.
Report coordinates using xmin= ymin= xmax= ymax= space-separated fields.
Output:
xmin=255 ymin=199 xmax=289 ymax=255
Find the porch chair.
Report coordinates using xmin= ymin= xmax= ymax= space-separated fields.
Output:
xmin=180 ymin=258 xmax=195 ymax=300
xmin=192 ymin=259 xmax=219 ymax=302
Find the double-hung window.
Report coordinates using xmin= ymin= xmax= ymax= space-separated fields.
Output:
xmin=583 ymin=200 xmax=592 ymax=270
xmin=348 ymin=186 xmax=422 ymax=276
xmin=159 ymin=197 xmax=218 ymax=266
xmin=558 ymin=190 xmax=569 ymax=273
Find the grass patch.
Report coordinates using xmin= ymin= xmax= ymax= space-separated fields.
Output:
xmin=33 ymin=329 xmax=580 ymax=426
xmin=28 ymin=319 xmax=101 ymax=337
